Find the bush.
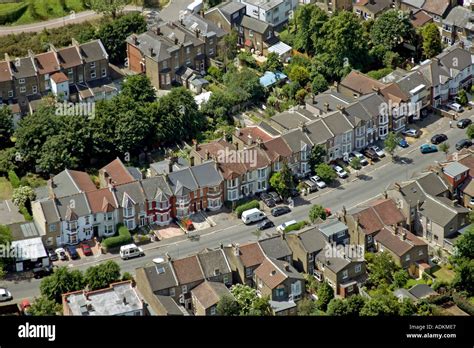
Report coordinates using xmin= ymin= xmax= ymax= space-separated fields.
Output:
xmin=8 ymin=170 xmax=20 ymax=189
xmin=235 ymin=200 xmax=260 ymax=218
xmin=284 ymin=221 xmax=308 ymax=233
xmin=20 ymin=206 xmax=32 ymax=221
xmin=102 ymin=224 xmax=132 ymax=251
xmin=427 ymin=293 xmax=452 ymax=305
xmin=0 ymin=3 xmax=28 ymax=25
xmin=452 ymin=292 xmax=474 ymax=316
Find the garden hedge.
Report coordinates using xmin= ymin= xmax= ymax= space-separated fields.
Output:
xmin=284 ymin=221 xmax=308 ymax=233
xmin=0 ymin=3 xmax=28 ymax=25
xmin=235 ymin=200 xmax=260 ymax=218
xmin=102 ymin=224 xmax=132 ymax=251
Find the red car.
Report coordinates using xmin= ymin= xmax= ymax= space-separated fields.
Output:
xmin=81 ymin=244 xmax=92 ymax=256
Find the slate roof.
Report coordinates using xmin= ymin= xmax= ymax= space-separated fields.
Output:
xmin=142 ymin=262 xmax=178 ymax=292
xmin=261 ymin=136 xmax=293 ymax=161
xmin=419 ymin=195 xmax=469 ymax=227
xmin=316 ymin=253 xmax=352 ymax=273
xmin=291 ymin=226 xmax=327 ymax=253
xmin=168 ymin=167 xmax=199 ymax=195
xmin=140 ymin=176 xmax=173 ymax=201
xmin=190 ymin=161 xmax=224 ymax=188
xmin=258 ymin=235 xmax=292 ymax=260
xmin=318 ymin=219 xmax=348 ymax=239
xmin=154 ymin=295 xmax=184 ymax=315
xmin=55 ymin=192 xmax=91 ymax=220
xmin=355 ymin=0 xmax=393 ymax=14
xmin=306 ymin=89 xmax=352 ymax=113
xmin=10 ymin=57 xmax=36 ymax=79
xmin=304 ymin=119 xmax=334 ymax=145
xmin=321 ymin=110 xmax=353 ymax=135
xmin=409 ymin=284 xmax=438 ymax=299
xmin=196 ymin=249 xmax=231 ymax=279
xmin=182 ymin=13 xmax=226 ymax=38
xmin=114 ymin=181 xmax=146 ymax=207
xmin=281 ymin=128 xmax=313 ymax=153
xmin=78 ymin=40 xmax=108 ymax=63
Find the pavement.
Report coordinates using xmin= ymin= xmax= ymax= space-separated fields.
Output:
xmin=0 ymin=5 xmax=143 ymax=36
xmin=1 ymin=111 xmax=473 ymax=304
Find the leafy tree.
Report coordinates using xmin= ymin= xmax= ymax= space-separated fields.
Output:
xmin=309 ymin=204 xmax=327 ymax=223
xmin=309 ymin=144 xmax=327 ymax=171
xmin=90 ymin=0 xmax=128 ymax=18
xmin=12 ymin=186 xmax=36 ymax=209
xmin=223 ymin=68 xmax=264 ymax=103
xmin=269 ymin=162 xmax=294 ymax=200
xmin=0 ymin=147 xmax=17 ymax=174
xmin=0 ymin=106 xmax=14 ymax=149
xmin=350 ymin=156 xmax=361 ymax=170
xmin=467 ymin=124 xmax=474 ymax=140
xmin=384 ymin=132 xmax=400 ymax=158
xmin=315 ymin=163 xmax=337 ymax=183
xmin=217 ymin=294 xmax=240 ymax=316
xmin=221 ymin=29 xmax=239 ymax=63
xmin=316 ymin=281 xmax=334 ymax=311
xmin=84 ymin=260 xmax=121 ymax=291
xmin=293 ymin=4 xmax=328 ymax=55
xmin=421 ymin=23 xmax=443 ymax=59
xmin=366 ymin=252 xmax=399 ymax=288
xmin=452 ymin=258 xmax=474 ymax=296
xmin=453 ymin=225 xmax=474 ymax=260
xmin=416 ymin=299 xmax=434 ymax=316
xmin=370 ymin=10 xmax=415 ymax=53
xmin=345 ymin=295 xmax=366 ymax=315
xmin=98 ymin=13 xmax=147 ymax=63
xmin=311 ymin=73 xmax=328 ymax=94
xmin=399 ymin=298 xmax=416 ymax=316
xmin=262 ymin=52 xmax=283 ymax=72
xmin=121 ymin=74 xmax=156 ymax=103
xmin=326 ymin=298 xmax=349 ymax=315
xmin=457 ymin=89 xmax=468 ymax=106
xmin=439 ymin=142 xmax=450 ymax=158
xmin=40 ymin=267 xmax=85 ymax=303
xmin=29 ymin=296 xmax=62 ymax=316
xmin=297 ymin=298 xmax=320 ymax=316
xmin=230 ymin=284 xmax=272 ymax=316
xmin=288 ymin=65 xmax=310 ymax=86
xmin=304 ymin=273 xmax=319 ymax=294
xmin=392 ymin=269 xmax=409 ymax=288
xmin=360 ymin=293 xmax=400 ymax=316
xmin=0 ymin=224 xmax=12 ymax=246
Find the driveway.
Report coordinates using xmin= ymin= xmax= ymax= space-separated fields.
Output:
xmin=158 ymin=0 xmax=194 ymax=21
xmin=0 ymin=200 xmax=25 ymax=225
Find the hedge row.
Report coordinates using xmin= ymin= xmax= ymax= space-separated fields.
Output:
xmin=0 ymin=2 xmax=28 ymax=25
xmin=235 ymin=200 xmax=260 ymax=218
xmin=8 ymin=170 xmax=20 ymax=189
xmin=102 ymin=224 xmax=132 ymax=251
xmin=453 ymin=292 xmax=474 ymax=316
xmin=284 ymin=220 xmax=308 ymax=233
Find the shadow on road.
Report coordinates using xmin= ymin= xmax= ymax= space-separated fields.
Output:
xmin=356 ymin=174 xmax=373 ymax=181
xmin=392 ymin=156 xmax=413 ymax=165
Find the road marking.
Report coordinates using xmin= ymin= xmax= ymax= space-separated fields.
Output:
xmin=4 ymin=200 xmax=11 ymax=212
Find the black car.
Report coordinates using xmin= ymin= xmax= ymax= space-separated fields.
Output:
xmin=33 ymin=267 xmax=53 ymax=279
xmin=47 ymin=248 xmax=58 ymax=262
xmin=257 ymin=219 xmax=275 ymax=230
xmin=268 ymin=191 xmax=281 ymax=203
xmin=431 ymin=134 xmax=448 ymax=145
xmin=363 ymin=148 xmax=379 ymax=161
xmin=66 ymin=246 xmax=79 ymax=260
xmin=289 ymin=188 xmax=300 ymax=198
xmin=457 ymin=119 xmax=472 ymax=129
xmin=271 ymin=206 xmax=291 ymax=217
xmin=455 ymin=139 xmax=472 ymax=151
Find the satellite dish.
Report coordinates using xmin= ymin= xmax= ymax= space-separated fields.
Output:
xmin=153 ymin=257 xmax=165 ymax=264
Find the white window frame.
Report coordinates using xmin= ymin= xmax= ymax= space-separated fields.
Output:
xmin=355 ymin=264 xmax=361 ymax=273
xmin=90 ymin=70 xmax=96 ymax=79
xmin=182 ymin=285 xmax=188 ymax=294
xmin=19 ymin=86 xmax=26 ymax=93
xmin=342 ymin=270 xmax=348 ymax=279
xmin=8 ymin=90 xmax=13 ymax=98
xmin=19 ymin=78 xmax=25 ymax=84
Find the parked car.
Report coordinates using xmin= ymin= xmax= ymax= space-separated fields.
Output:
xmin=310 ymin=175 xmax=327 ymax=188
xmin=241 ymin=208 xmax=266 ymax=224
xmin=332 ymin=165 xmax=348 ymax=178
xmin=420 ymin=144 xmax=438 ymax=154
xmin=81 ymin=243 xmax=93 ymax=256
xmin=402 ymin=128 xmax=422 ymax=138
xmin=257 ymin=218 xmax=275 ymax=230
xmin=33 ymin=266 xmax=53 ymax=279
xmin=119 ymin=244 xmax=144 ymax=260
xmin=448 ymin=102 xmax=463 ymax=113
xmin=455 ymin=139 xmax=472 ymax=151
xmin=271 ymin=206 xmax=291 ymax=217
xmin=369 ymin=146 xmax=385 ymax=158
xmin=363 ymin=147 xmax=379 ymax=160
xmin=66 ymin=246 xmax=79 ymax=260
xmin=349 ymin=151 xmax=369 ymax=166
xmin=430 ymin=134 xmax=448 ymax=145
xmin=55 ymin=247 xmax=67 ymax=261
xmin=0 ymin=288 xmax=12 ymax=302
xmin=398 ymin=138 xmax=409 ymax=148
xmin=289 ymin=188 xmax=300 ymax=197
xmin=47 ymin=248 xmax=58 ymax=261
xmin=457 ymin=118 xmax=472 ymax=129
xmin=268 ymin=191 xmax=281 ymax=203
xmin=260 ymin=193 xmax=276 ymax=208
xmin=276 ymin=220 xmax=297 ymax=232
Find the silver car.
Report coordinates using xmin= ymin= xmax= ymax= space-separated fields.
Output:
xmin=0 ymin=288 xmax=12 ymax=302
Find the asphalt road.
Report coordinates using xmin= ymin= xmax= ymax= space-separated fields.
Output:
xmin=1 ymin=111 xmax=473 ymax=303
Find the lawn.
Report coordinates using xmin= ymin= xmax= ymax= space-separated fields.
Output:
xmin=0 ymin=0 xmax=87 ymax=26
xmin=432 ymin=265 xmax=455 ymax=283
xmin=0 ymin=177 xmax=13 ymax=200
xmin=405 ymin=278 xmax=427 ymax=289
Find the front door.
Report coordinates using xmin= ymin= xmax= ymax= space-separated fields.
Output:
xmin=93 ymin=226 xmax=99 ymax=238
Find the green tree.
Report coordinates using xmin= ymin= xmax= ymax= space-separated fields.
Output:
xmin=416 ymin=299 xmax=434 ymax=316
xmin=439 ymin=142 xmax=450 ymax=158
xmin=288 ymin=65 xmax=310 ymax=86
xmin=269 ymin=162 xmax=294 ymax=200
xmin=453 ymin=225 xmax=474 ymax=260
xmin=293 ymin=4 xmax=328 ymax=55
xmin=326 ymin=298 xmax=349 ymax=315
xmin=315 ymin=163 xmax=337 ymax=183
xmin=29 ymin=296 xmax=62 ymax=316
xmin=217 ymin=294 xmax=240 ymax=316
xmin=350 ymin=156 xmax=361 ymax=170
xmin=0 ymin=225 xmax=12 ymax=279
xmin=0 ymin=147 xmax=17 ymax=174
xmin=0 ymin=106 xmax=14 ymax=149
xmin=230 ymin=284 xmax=272 ymax=316
xmin=467 ymin=124 xmax=474 ymax=140
xmin=360 ymin=293 xmax=400 ymax=316
xmin=84 ymin=260 xmax=121 ymax=291
xmin=421 ymin=23 xmax=443 ymax=59
xmin=399 ymin=298 xmax=416 ymax=316
xmin=316 ymin=281 xmax=334 ymax=311
xmin=392 ymin=269 xmax=409 ymax=288
xmin=297 ymin=298 xmax=319 ymax=315
xmin=221 ymin=29 xmax=239 ymax=63
xmin=345 ymin=295 xmax=366 ymax=315
xmin=311 ymin=73 xmax=328 ymax=94
xmin=366 ymin=252 xmax=399 ymax=288
xmin=384 ymin=132 xmax=400 ymax=159
xmin=457 ymin=89 xmax=468 ymax=106
xmin=12 ymin=186 xmax=35 ymax=209
xmin=309 ymin=204 xmax=327 ymax=223
xmin=40 ymin=267 xmax=85 ymax=303
xmin=90 ymin=0 xmax=128 ymax=18
xmin=309 ymin=144 xmax=327 ymax=171
xmin=370 ymin=10 xmax=415 ymax=53
xmin=262 ymin=52 xmax=283 ymax=72
xmin=452 ymin=258 xmax=474 ymax=296
xmin=121 ymin=74 xmax=156 ymax=103
xmin=223 ymin=68 xmax=264 ymax=103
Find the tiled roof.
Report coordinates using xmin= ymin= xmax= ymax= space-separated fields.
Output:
xmin=191 ymin=281 xmax=232 ymax=309
xmin=340 ymin=70 xmax=386 ymax=95
xmin=350 ymin=198 xmax=405 ymax=234
xmin=238 ymin=242 xmax=265 ymax=268
xmin=422 ymin=0 xmax=450 ymax=17
xmin=100 ymin=158 xmax=136 ymax=186
xmin=57 ymin=46 xmax=82 ymax=69
xmin=172 ymin=255 xmax=205 ymax=284
xmin=85 ymin=188 xmax=118 ymax=214
xmin=255 ymin=258 xmax=287 ymax=289
xmin=375 ymin=226 xmax=426 ymax=257
xmin=34 ymin=51 xmax=60 ymax=75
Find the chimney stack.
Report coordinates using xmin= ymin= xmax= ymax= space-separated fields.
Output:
xmin=324 ymin=102 xmax=330 ymax=112
xmin=394 ymin=182 xmax=401 ymax=192
xmin=168 ymin=160 xmax=173 ymax=173
xmin=165 ymin=252 xmax=171 ymax=261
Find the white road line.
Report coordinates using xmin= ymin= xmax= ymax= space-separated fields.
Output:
xmin=4 ymin=200 xmax=11 ymax=212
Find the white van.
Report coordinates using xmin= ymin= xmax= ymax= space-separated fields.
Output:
xmin=241 ymin=208 xmax=266 ymax=224
xmin=448 ymin=102 xmax=463 ymax=113
xmin=120 ymin=244 xmax=144 ymax=260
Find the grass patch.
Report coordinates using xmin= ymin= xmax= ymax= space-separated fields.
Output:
xmin=0 ymin=177 xmax=13 ymax=200
xmin=432 ymin=265 xmax=455 ymax=283
xmin=405 ymin=278 xmax=427 ymax=289
xmin=20 ymin=173 xmax=47 ymax=188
